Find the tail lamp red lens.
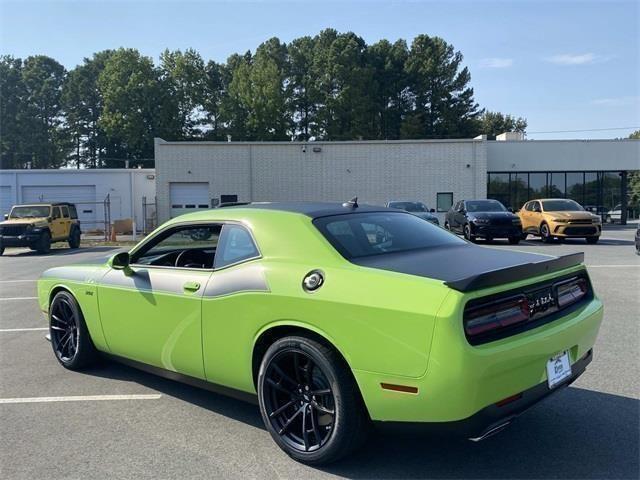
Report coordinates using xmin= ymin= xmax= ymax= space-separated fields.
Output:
xmin=555 ymin=277 xmax=588 ymax=308
xmin=465 ymin=295 xmax=530 ymax=337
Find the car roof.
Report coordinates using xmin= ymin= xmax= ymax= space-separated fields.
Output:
xmin=204 ymin=201 xmax=397 ymax=219
xmin=12 ymin=202 xmax=75 ymax=206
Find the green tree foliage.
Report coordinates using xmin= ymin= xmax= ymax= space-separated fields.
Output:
xmin=0 ymin=55 xmax=26 ymax=168
xmin=1 ymin=31 xmax=528 ymax=168
xmin=61 ymin=50 xmax=114 ymax=168
xmin=475 ymin=111 xmax=527 ymax=138
xmin=98 ymin=48 xmax=176 ymax=164
xmin=159 ymin=48 xmax=207 ymax=138
xmin=11 ymin=55 xmax=66 ymax=168
xmin=403 ymin=35 xmax=480 ymax=138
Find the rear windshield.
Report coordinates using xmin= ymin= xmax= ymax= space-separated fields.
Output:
xmin=313 ymin=212 xmax=464 ymax=259
xmin=466 ymin=200 xmax=506 ymax=212
xmin=542 ymin=200 xmax=584 ymax=212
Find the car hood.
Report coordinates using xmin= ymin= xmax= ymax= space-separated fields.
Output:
xmin=545 ymin=211 xmax=596 ymax=220
xmin=467 ymin=212 xmax=517 ymax=220
xmin=0 ymin=217 xmax=49 ymax=227
xmin=352 ymin=244 xmax=583 ymax=292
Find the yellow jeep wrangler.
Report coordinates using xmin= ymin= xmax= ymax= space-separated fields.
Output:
xmin=0 ymin=203 xmax=81 ymax=255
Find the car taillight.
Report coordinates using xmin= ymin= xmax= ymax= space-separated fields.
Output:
xmin=464 ymin=295 xmax=530 ymax=337
xmin=555 ymin=277 xmax=588 ymax=308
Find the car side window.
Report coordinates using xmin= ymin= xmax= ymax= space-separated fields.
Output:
xmin=61 ymin=206 xmax=69 ymax=218
xmin=52 ymin=207 xmax=61 ymax=219
xmin=132 ymin=224 xmax=221 ymax=269
xmin=524 ymin=202 xmax=532 ymax=211
xmin=214 ymin=224 xmax=260 ymax=269
xmin=532 ymin=201 xmax=541 ymax=212
xmin=68 ymin=205 xmax=78 ymax=219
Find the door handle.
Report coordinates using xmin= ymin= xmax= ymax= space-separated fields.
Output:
xmin=183 ymin=281 xmax=201 ymax=292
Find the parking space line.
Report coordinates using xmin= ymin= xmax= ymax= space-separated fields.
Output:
xmin=588 ymin=265 xmax=640 ymax=268
xmin=0 ymin=327 xmax=48 ymax=332
xmin=0 ymin=394 xmax=162 ymax=404
xmin=0 ymin=297 xmax=38 ymax=301
xmin=0 ymin=280 xmax=37 ymax=283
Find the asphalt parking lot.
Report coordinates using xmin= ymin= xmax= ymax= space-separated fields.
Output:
xmin=1 ymin=227 xmax=638 ymax=480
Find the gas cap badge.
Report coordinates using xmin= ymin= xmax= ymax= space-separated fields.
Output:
xmin=302 ymin=270 xmax=325 ymax=292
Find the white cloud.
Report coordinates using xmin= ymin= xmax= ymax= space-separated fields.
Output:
xmin=545 ymin=53 xmax=610 ymax=65
xmin=479 ymin=57 xmax=513 ymax=69
xmin=591 ymin=96 xmax=640 ymax=107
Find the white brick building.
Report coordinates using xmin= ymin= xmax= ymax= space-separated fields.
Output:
xmin=0 ymin=169 xmax=156 ymax=232
xmin=154 ymin=137 xmax=639 ymax=224
xmin=154 ymin=138 xmax=487 ymax=223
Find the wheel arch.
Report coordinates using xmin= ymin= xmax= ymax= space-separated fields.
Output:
xmin=251 ymin=321 xmax=356 ymax=390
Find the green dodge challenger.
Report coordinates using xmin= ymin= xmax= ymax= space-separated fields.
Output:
xmin=37 ymin=201 xmax=603 ymax=464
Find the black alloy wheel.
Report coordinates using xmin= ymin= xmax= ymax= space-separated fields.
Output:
xmin=258 ymin=336 xmax=369 ymax=465
xmin=464 ymin=224 xmax=475 ymax=242
xmin=49 ymin=291 xmax=97 ymax=369
xmin=263 ymin=349 xmax=335 ymax=453
xmin=540 ymin=223 xmax=552 ymax=243
xmin=508 ymin=236 xmax=521 ymax=245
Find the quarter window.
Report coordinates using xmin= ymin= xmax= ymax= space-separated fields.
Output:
xmin=215 ymin=224 xmax=259 ymax=269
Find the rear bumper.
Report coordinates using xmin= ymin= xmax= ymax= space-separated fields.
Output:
xmin=375 ymin=348 xmax=592 ymax=439
xmin=0 ymin=234 xmax=41 ymax=247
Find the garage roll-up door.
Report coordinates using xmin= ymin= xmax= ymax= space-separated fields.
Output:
xmin=21 ymin=185 xmax=97 ymax=225
xmin=170 ymin=182 xmax=209 ymax=217
xmin=0 ymin=186 xmax=12 ymax=216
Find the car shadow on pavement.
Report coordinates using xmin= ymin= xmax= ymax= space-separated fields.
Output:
xmin=86 ymin=361 xmax=638 ymax=479
xmin=326 ymin=387 xmax=639 ymax=479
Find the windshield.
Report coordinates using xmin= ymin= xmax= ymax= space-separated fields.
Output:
xmin=9 ymin=206 xmax=51 ymax=219
xmin=542 ymin=200 xmax=584 ymax=212
xmin=314 ymin=212 xmax=465 ymax=259
xmin=466 ymin=200 xmax=506 ymax=213
xmin=388 ymin=202 xmax=429 ymax=213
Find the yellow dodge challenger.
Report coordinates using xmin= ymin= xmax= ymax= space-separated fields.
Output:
xmin=38 ymin=201 xmax=603 ymax=464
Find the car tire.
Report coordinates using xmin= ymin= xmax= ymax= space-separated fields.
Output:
xmin=521 ymin=232 xmax=528 ymax=240
xmin=508 ymin=237 xmax=520 ymax=245
xmin=257 ymin=335 xmax=369 ymax=465
xmin=586 ymin=236 xmax=600 ymax=244
xmin=463 ymin=224 xmax=476 ymax=243
xmin=0 ymin=246 xmax=4 ymax=256
xmin=605 ymin=215 xmax=612 ymax=223
xmin=540 ymin=223 xmax=552 ymax=243
xmin=68 ymin=228 xmax=81 ymax=249
xmin=36 ymin=231 xmax=51 ymax=254
xmin=49 ymin=291 xmax=98 ymax=370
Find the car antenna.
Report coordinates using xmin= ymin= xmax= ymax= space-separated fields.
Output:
xmin=343 ymin=196 xmax=358 ymax=208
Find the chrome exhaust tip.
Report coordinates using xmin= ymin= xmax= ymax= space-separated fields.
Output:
xmin=468 ymin=421 xmax=511 ymax=442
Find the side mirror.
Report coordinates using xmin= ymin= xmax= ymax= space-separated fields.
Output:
xmin=110 ymin=252 xmax=132 ymax=274
xmin=508 ymin=207 xmax=514 ymax=213
xmin=3 ymin=214 xmax=7 ymax=220
xmin=430 ymin=208 xmax=436 ymax=213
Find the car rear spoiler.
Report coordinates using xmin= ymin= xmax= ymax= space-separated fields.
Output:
xmin=444 ymin=252 xmax=585 ymax=293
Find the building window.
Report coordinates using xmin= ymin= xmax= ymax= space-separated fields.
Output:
xmin=529 ymin=173 xmax=547 ymax=199
xmin=487 ymin=170 xmax=630 ymax=218
xmin=550 ymin=173 xmax=565 ymax=197
xmin=436 ymin=192 xmax=453 ymax=212
xmin=566 ymin=172 xmax=584 ymax=204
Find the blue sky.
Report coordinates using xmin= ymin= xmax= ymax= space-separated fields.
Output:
xmin=1 ymin=0 xmax=638 ymax=139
